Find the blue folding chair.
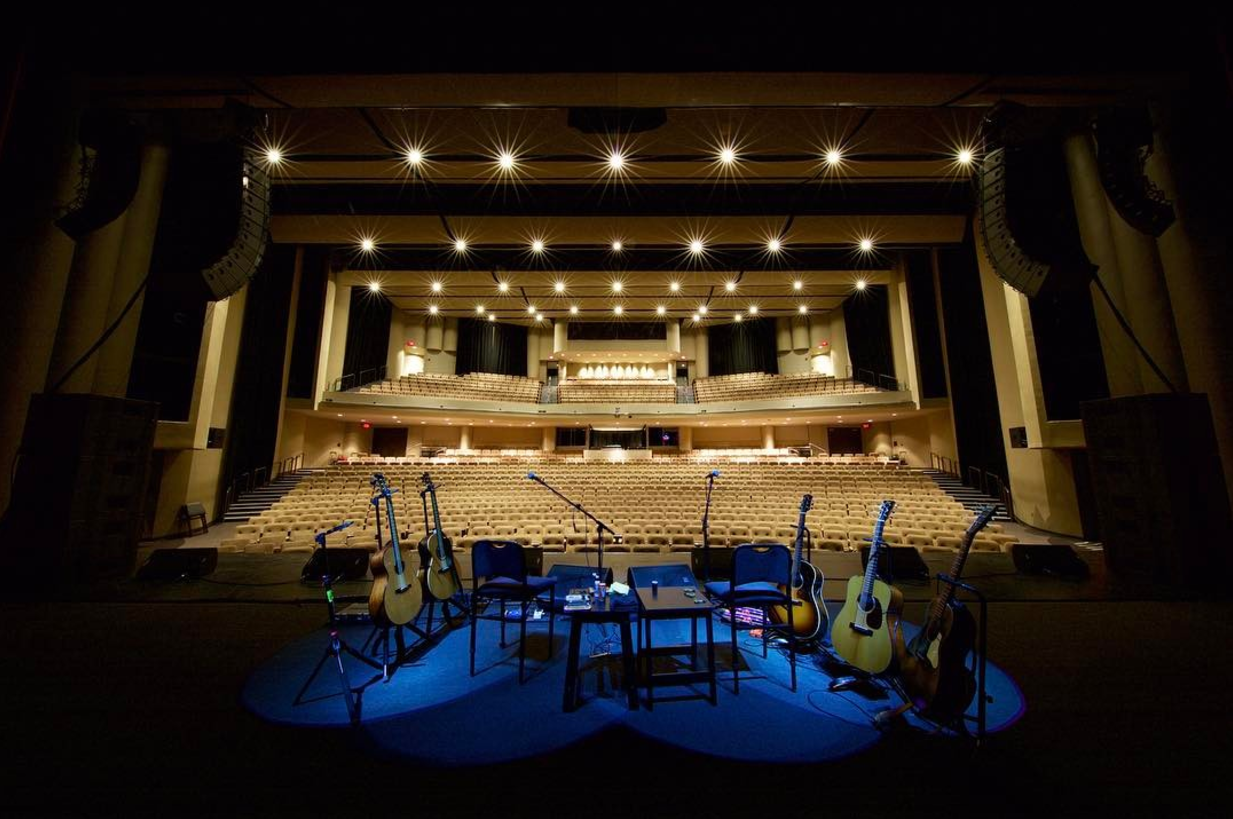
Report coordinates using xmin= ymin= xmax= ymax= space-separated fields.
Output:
xmin=470 ymin=540 xmax=558 ymax=683
xmin=704 ymin=543 xmax=797 ymax=693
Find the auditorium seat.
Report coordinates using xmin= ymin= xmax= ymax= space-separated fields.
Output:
xmin=352 ymin=372 xmax=542 ymax=403
xmin=692 ymin=372 xmax=885 ymax=403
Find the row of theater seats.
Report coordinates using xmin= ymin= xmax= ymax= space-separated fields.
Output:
xmin=354 ymin=372 xmax=542 ymax=403
xmin=222 ymin=459 xmax=1015 ymax=556
xmin=557 ymin=382 xmax=677 ymax=403
xmin=693 ymin=372 xmax=881 ymax=403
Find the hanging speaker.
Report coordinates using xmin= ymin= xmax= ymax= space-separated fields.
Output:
xmin=201 ymin=148 xmax=270 ymax=299
xmin=977 ymin=104 xmax=1097 ymax=299
xmin=1093 ymin=107 xmax=1175 ymax=237
xmin=56 ymin=111 xmax=142 ymax=240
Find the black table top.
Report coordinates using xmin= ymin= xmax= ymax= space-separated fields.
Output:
xmin=636 ymin=585 xmax=716 ymax=614
xmin=564 ymin=593 xmax=637 ymax=618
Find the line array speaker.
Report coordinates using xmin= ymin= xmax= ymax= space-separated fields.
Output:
xmin=201 ymin=148 xmax=270 ymax=300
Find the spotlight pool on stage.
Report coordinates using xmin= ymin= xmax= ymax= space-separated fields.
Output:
xmin=242 ymin=617 xmax=1025 ymax=766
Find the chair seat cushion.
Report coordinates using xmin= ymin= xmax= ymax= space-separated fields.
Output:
xmin=704 ymin=580 xmax=787 ymax=604
xmin=477 ymin=575 xmax=557 ymax=597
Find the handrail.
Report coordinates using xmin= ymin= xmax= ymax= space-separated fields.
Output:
xmin=331 ymin=365 xmax=387 ymax=393
xmin=220 ymin=451 xmax=305 ymax=517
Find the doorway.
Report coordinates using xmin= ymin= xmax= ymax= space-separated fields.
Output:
xmin=372 ymin=427 xmax=408 ymax=458
xmin=827 ymin=426 xmax=863 ymax=455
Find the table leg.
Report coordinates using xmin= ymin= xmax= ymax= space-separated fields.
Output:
xmin=706 ymin=612 xmax=717 ymax=705
xmin=645 ymin=616 xmax=654 ymax=711
xmin=691 ymin=617 xmax=698 ymax=671
xmin=563 ymin=617 xmax=584 ymax=712
xmin=619 ymin=618 xmax=638 ymax=711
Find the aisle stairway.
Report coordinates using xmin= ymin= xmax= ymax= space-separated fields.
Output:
xmin=223 ymin=469 xmax=321 ymax=522
xmin=920 ymin=469 xmax=1012 ymax=522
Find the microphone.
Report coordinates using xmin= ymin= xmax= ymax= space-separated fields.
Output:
xmin=527 ymin=471 xmax=541 ymax=482
xmin=709 ymin=469 xmax=720 ymax=479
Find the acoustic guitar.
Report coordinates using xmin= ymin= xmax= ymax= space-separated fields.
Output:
xmin=420 ymin=472 xmax=461 ymax=601
xmin=831 ymin=500 xmax=901 ymax=674
xmin=367 ymin=473 xmax=419 ymax=626
xmin=769 ymin=493 xmax=827 ymax=641
xmin=895 ymin=505 xmax=997 ymax=721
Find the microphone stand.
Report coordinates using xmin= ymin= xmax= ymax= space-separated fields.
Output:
xmin=701 ymin=472 xmax=717 ymax=582
xmin=528 ymin=474 xmax=620 ymax=573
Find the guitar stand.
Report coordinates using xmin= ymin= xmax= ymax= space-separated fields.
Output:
xmin=897 ymin=573 xmax=992 ymax=747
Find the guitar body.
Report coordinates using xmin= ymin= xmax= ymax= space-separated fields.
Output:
xmin=896 ymin=599 xmax=977 ymax=720
xmin=368 ymin=542 xmax=418 ymax=626
xmin=422 ymin=531 xmax=461 ymax=601
xmin=831 ymin=574 xmax=904 ymax=674
xmin=770 ymin=560 xmax=827 ymax=641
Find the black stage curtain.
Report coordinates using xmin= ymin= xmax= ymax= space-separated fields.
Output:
xmin=342 ymin=286 xmax=391 ymax=379
xmin=905 ymin=250 xmax=948 ymax=400
xmin=843 ymin=283 xmax=894 ymax=382
xmin=937 ymin=226 xmax=1009 ymax=486
xmin=220 ymin=244 xmax=296 ymax=504
xmin=1029 ymin=288 xmax=1109 ymax=420
xmin=286 ymin=247 xmax=327 ymax=399
xmin=456 ymin=317 xmax=529 ymax=376
xmin=707 ymin=319 xmax=778 ymax=376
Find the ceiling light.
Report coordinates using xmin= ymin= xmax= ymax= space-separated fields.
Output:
xmin=611 ymin=281 xmax=623 ymax=293
xmin=475 ymin=305 xmax=485 ymax=314
xmin=367 ymin=281 xmax=381 ymax=293
xmin=360 ymin=238 xmax=376 ymax=253
xmin=734 ymin=313 xmax=743 ymax=323
xmin=767 ymin=237 xmax=782 ymax=253
xmin=264 ymin=147 xmax=283 ymax=166
xmin=531 ymin=239 xmax=546 ymax=253
xmin=798 ymin=304 xmax=809 ymax=314
xmin=656 ymin=305 xmax=666 ymax=316
xmin=793 ymin=279 xmax=803 ymax=291
xmin=611 ymin=239 xmax=623 ymax=252
xmin=824 ymin=148 xmax=843 ymax=167
xmin=613 ymin=305 xmax=624 ymax=316
xmin=430 ymin=281 xmax=443 ymax=293
xmin=725 ymin=280 xmax=737 ymax=292
xmin=698 ymin=305 xmax=708 ymax=316
xmin=669 ymin=281 xmax=681 ymax=293
xmin=405 ymin=147 xmax=424 ymax=167
xmin=956 ymin=148 xmax=974 ymax=166
xmin=569 ymin=305 xmax=579 ymax=315
xmin=607 ymin=150 xmax=626 ymax=171
xmin=554 ymin=280 xmax=566 ymax=293
xmin=488 ymin=313 xmax=496 ymax=322
xmin=717 ymin=146 xmax=737 ymax=165
xmin=855 ymin=278 xmax=868 ymax=291
xmin=692 ymin=313 xmax=701 ymax=322
xmin=428 ymin=304 xmax=439 ymax=315
xmin=497 ymin=151 xmax=517 ymax=171
xmin=748 ymin=305 xmax=759 ymax=315
xmin=498 ymin=281 xmax=509 ymax=293
xmin=527 ymin=305 xmax=537 ymax=314
xmin=688 ymin=238 xmax=705 ymax=255
xmin=858 ymin=238 xmax=874 ymax=252
xmin=453 ymin=237 xmax=467 ymax=253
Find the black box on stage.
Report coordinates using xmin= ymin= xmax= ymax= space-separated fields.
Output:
xmin=3 ymin=394 xmax=158 ymax=577
xmin=1011 ymin=543 xmax=1090 ymax=579
xmin=137 ymin=547 xmax=218 ymax=580
xmin=692 ymin=546 xmax=733 ymax=580
xmin=860 ymin=545 xmax=931 ymax=582
xmin=300 ymin=547 xmax=372 ymax=583
xmin=628 ymin=563 xmax=698 ymax=589
xmin=1081 ymin=394 xmax=1232 ymax=590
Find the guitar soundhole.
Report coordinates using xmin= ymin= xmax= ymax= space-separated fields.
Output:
xmin=864 ymin=600 xmax=883 ymax=629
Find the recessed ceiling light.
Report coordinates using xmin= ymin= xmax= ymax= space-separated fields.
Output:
xmin=360 ymin=238 xmax=376 ymax=253
xmin=793 ymin=279 xmax=804 ymax=291
xmin=669 ymin=281 xmax=681 ymax=293
xmin=405 ymin=147 xmax=424 ymax=167
xmin=497 ymin=151 xmax=517 ymax=171
xmin=430 ymin=280 xmax=443 ymax=293
xmin=611 ymin=281 xmax=623 ymax=293
xmin=824 ymin=148 xmax=843 ymax=167
xmin=734 ymin=313 xmax=743 ymax=322
xmin=554 ymin=280 xmax=566 ymax=293
xmin=698 ymin=305 xmax=708 ymax=316
xmin=264 ymin=147 xmax=283 ymax=166
xmin=717 ymin=145 xmax=737 ymax=165
xmin=453 ymin=237 xmax=467 ymax=253
xmin=527 ymin=305 xmax=537 ymax=314
xmin=611 ymin=239 xmax=624 ymax=252
xmin=497 ymin=281 xmax=509 ymax=293
xmin=613 ymin=305 xmax=624 ymax=316
xmin=798 ymin=304 xmax=808 ymax=314
xmin=531 ymin=239 xmax=546 ymax=253
xmin=607 ymin=150 xmax=626 ymax=171
xmin=688 ymin=238 xmax=705 ymax=255
xmin=475 ymin=305 xmax=485 ymax=314
xmin=748 ymin=305 xmax=759 ymax=315
xmin=692 ymin=313 xmax=701 ymax=322
xmin=569 ymin=305 xmax=579 ymax=315
xmin=656 ymin=305 xmax=666 ymax=316
xmin=725 ymin=280 xmax=737 ymax=292
xmin=367 ymin=280 xmax=381 ymax=293
xmin=428 ymin=304 xmax=439 ymax=315
xmin=858 ymin=238 xmax=874 ymax=252
xmin=767 ymin=237 xmax=782 ymax=253
xmin=336 ymin=413 xmax=342 ymax=417
xmin=488 ymin=313 xmax=496 ymax=322
xmin=855 ymin=278 xmax=868 ymax=291
xmin=956 ymin=148 xmax=974 ymax=166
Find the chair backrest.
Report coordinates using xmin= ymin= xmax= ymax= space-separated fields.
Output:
xmin=732 ymin=543 xmax=792 ymax=586
xmin=472 ymin=540 xmax=526 ymax=582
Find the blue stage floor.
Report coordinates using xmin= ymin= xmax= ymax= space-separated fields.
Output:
xmin=243 ymin=615 xmax=1025 ymax=765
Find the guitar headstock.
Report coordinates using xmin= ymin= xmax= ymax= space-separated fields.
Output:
xmin=875 ymin=499 xmax=895 ymax=525
xmin=964 ymin=504 xmax=998 ymax=541
xmin=799 ymin=493 xmax=813 ymax=515
xmin=420 ymin=471 xmax=435 ymax=491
